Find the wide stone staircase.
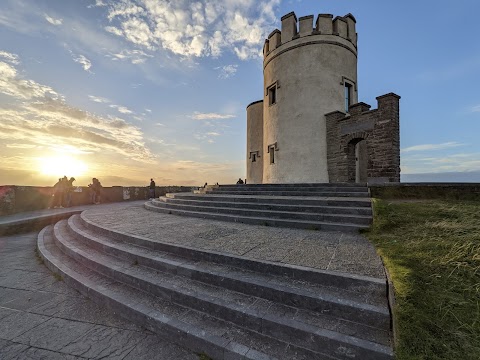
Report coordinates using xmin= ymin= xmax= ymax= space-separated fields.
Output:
xmin=37 ymin=208 xmax=394 ymax=359
xmin=146 ymin=183 xmax=372 ymax=232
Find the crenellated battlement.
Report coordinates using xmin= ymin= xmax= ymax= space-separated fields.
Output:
xmin=263 ymin=11 xmax=357 ymax=55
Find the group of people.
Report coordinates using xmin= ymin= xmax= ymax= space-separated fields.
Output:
xmin=50 ymin=176 xmax=76 ymax=209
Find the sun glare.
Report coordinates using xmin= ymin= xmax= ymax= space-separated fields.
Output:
xmin=39 ymin=155 xmax=88 ymax=177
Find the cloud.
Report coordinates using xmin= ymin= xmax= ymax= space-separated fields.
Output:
xmin=206 ymin=132 xmax=220 ymax=136
xmin=0 ymin=54 xmax=154 ymax=163
xmin=0 ymin=51 xmax=20 ymax=65
xmin=106 ymin=49 xmax=154 ymax=64
xmin=87 ymin=0 xmax=107 ymax=9
xmin=0 ymin=60 xmax=61 ymax=100
xmin=191 ymin=112 xmax=235 ymax=120
xmin=102 ymin=0 xmax=280 ymax=60
xmin=402 ymin=152 xmax=480 ymax=174
xmin=401 ymin=142 xmax=465 ymax=152
xmin=44 ymin=14 xmax=63 ymax=26
xmin=216 ymin=64 xmax=238 ymax=79
xmin=88 ymin=95 xmax=110 ymax=103
xmin=471 ymin=105 xmax=480 ymax=113
xmin=72 ymin=54 xmax=93 ymax=72
xmin=5 ymin=143 xmax=37 ymax=149
xmin=109 ymin=104 xmax=134 ymax=114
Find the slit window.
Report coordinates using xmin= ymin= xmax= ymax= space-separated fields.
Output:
xmin=345 ymin=83 xmax=352 ymax=113
xmin=268 ymin=85 xmax=277 ymax=105
xmin=269 ymin=147 xmax=275 ymax=164
xmin=252 ymin=153 xmax=256 ymax=162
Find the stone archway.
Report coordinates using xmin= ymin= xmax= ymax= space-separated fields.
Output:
xmin=346 ymin=136 xmax=368 ymax=183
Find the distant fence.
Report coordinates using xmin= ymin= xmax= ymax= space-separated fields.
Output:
xmin=369 ymin=183 xmax=480 ymax=200
xmin=0 ymin=185 xmax=195 ymax=216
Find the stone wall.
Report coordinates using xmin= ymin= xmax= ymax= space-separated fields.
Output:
xmin=370 ymin=183 xmax=480 ymax=201
xmin=0 ymin=186 xmax=194 ymax=215
xmin=325 ymin=93 xmax=400 ymax=183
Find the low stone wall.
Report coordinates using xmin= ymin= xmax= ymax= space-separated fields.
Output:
xmin=0 ymin=186 xmax=194 ymax=215
xmin=369 ymin=183 xmax=480 ymax=201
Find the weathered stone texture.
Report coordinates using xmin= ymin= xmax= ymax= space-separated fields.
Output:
xmin=326 ymin=93 xmax=401 ymax=183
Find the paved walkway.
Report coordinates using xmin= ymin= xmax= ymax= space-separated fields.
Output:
xmin=0 ymin=231 xmax=197 ymax=359
xmin=84 ymin=202 xmax=385 ymax=278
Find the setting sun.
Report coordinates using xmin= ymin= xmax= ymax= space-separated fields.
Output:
xmin=38 ymin=155 xmax=88 ymax=178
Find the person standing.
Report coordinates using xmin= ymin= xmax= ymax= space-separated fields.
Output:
xmin=149 ymin=178 xmax=156 ymax=199
xmin=65 ymin=177 xmax=75 ymax=207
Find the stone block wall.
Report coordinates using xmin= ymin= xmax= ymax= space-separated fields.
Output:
xmin=0 ymin=185 xmax=194 ymax=215
xmin=325 ymin=93 xmax=401 ymax=183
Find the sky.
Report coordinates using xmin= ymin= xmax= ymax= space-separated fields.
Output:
xmin=1 ymin=0 xmax=480 ymax=187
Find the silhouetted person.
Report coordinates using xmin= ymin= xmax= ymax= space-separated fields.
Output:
xmin=236 ymin=178 xmax=244 ymax=185
xmin=65 ymin=177 xmax=75 ymax=207
xmin=89 ymin=178 xmax=102 ymax=204
xmin=50 ymin=178 xmax=63 ymax=209
xmin=149 ymin=178 xmax=156 ymax=199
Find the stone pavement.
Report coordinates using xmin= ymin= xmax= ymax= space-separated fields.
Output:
xmin=84 ymin=202 xmax=384 ymax=278
xmin=0 ymin=231 xmax=198 ymax=359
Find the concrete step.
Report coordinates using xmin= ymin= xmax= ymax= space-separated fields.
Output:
xmin=78 ymin=212 xmax=385 ymax=294
xmin=145 ymin=201 xmax=369 ymax=232
xmin=167 ymin=193 xmax=372 ymax=208
xmin=151 ymin=200 xmax=372 ymax=226
xmin=52 ymin=218 xmax=392 ymax=359
xmin=206 ymin=190 xmax=370 ymax=198
xmin=156 ymin=197 xmax=373 ymax=216
xmin=37 ymin=226 xmax=296 ymax=360
xmin=69 ymin=215 xmax=388 ymax=325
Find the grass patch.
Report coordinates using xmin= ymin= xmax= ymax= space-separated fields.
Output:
xmin=365 ymin=199 xmax=480 ymax=360
xmin=198 ymin=354 xmax=212 ymax=360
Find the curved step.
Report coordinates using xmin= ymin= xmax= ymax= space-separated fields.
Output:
xmin=167 ymin=193 xmax=372 ymax=208
xmin=79 ymin=212 xmax=385 ymax=293
xmin=207 ymin=191 xmax=369 ymax=198
xmin=151 ymin=199 xmax=372 ymax=226
xmin=69 ymin=215 xmax=389 ymax=326
xmin=145 ymin=201 xmax=368 ymax=232
xmin=157 ymin=197 xmax=373 ymax=216
xmin=53 ymin=218 xmax=392 ymax=359
xmin=37 ymin=226 xmax=278 ymax=359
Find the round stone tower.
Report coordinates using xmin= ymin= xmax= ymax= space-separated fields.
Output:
xmin=262 ymin=12 xmax=358 ymax=183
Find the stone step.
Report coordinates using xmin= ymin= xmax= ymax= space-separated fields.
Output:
xmin=52 ymin=219 xmax=392 ymax=359
xmin=78 ymin=212 xmax=385 ymax=294
xmin=69 ymin=215 xmax=388 ymax=326
xmin=167 ymin=193 xmax=372 ymax=208
xmin=145 ymin=202 xmax=369 ymax=232
xmin=151 ymin=200 xmax=372 ymax=226
xmin=37 ymin=226 xmax=304 ymax=360
xmin=206 ymin=190 xmax=370 ymax=198
xmin=213 ymin=186 xmax=368 ymax=193
xmin=157 ymin=197 xmax=373 ymax=216
xmin=217 ymin=183 xmax=365 ymax=188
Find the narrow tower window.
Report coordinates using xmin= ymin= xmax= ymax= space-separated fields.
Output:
xmin=252 ymin=154 xmax=256 ymax=162
xmin=269 ymin=148 xmax=275 ymax=164
xmin=345 ymin=83 xmax=352 ymax=112
xmin=268 ymin=85 xmax=277 ymax=105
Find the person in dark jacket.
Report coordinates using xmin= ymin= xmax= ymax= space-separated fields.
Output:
xmin=149 ymin=178 xmax=156 ymax=199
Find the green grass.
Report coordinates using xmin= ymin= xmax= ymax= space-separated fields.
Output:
xmin=365 ymin=199 xmax=480 ymax=360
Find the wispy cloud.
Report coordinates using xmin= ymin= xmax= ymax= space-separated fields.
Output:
xmin=206 ymin=132 xmax=220 ymax=136
xmin=44 ymin=14 xmax=63 ymax=26
xmin=216 ymin=64 xmax=238 ymax=79
xmin=0 ymin=51 xmax=19 ymax=65
xmin=88 ymin=95 xmax=110 ymax=103
xmin=72 ymin=54 xmax=93 ymax=73
xmin=191 ymin=112 xmax=235 ymax=120
xmin=110 ymin=104 xmax=133 ymax=115
xmin=402 ymin=152 xmax=480 ymax=174
xmin=106 ymin=49 xmax=153 ymax=64
xmin=471 ymin=105 xmax=480 ymax=113
xmin=401 ymin=142 xmax=465 ymax=152
xmin=101 ymin=0 xmax=280 ymax=60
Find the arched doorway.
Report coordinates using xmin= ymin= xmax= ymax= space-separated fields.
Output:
xmin=347 ymin=138 xmax=368 ymax=183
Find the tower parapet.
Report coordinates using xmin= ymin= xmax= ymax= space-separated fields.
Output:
xmin=263 ymin=12 xmax=357 ymax=55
